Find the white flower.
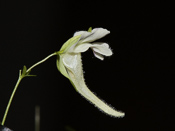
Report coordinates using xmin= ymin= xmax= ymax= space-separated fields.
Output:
xmin=57 ymin=28 xmax=125 ymax=117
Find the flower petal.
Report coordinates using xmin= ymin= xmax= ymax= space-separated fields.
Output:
xmin=62 ymin=53 xmax=125 ymax=117
xmin=74 ymin=31 xmax=91 ymax=39
xmin=91 ymin=42 xmax=113 ymax=56
xmin=74 ymin=28 xmax=110 ymax=43
xmin=93 ymin=51 xmax=104 ymax=60
xmin=82 ymin=28 xmax=110 ymax=43
xmin=73 ymin=43 xmax=92 ymax=53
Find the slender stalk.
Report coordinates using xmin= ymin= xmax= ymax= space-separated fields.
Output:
xmin=1 ymin=52 xmax=57 ymax=125
xmin=1 ymin=71 xmax=23 ymax=125
xmin=26 ymin=52 xmax=57 ymax=73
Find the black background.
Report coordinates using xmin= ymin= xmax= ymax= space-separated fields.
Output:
xmin=0 ymin=1 xmax=174 ymax=131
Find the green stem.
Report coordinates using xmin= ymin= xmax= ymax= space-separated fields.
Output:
xmin=26 ymin=52 xmax=57 ymax=73
xmin=1 ymin=71 xmax=23 ymax=125
xmin=1 ymin=52 xmax=57 ymax=125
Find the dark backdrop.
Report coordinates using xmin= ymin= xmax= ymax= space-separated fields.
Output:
xmin=0 ymin=1 xmax=174 ymax=131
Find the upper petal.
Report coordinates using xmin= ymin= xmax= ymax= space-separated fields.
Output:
xmin=82 ymin=28 xmax=110 ymax=43
xmin=74 ymin=31 xmax=91 ymax=40
xmin=74 ymin=28 xmax=110 ymax=43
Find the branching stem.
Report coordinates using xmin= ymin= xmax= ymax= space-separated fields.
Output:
xmin=1 ymin=52 xmax=57 ymax=125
